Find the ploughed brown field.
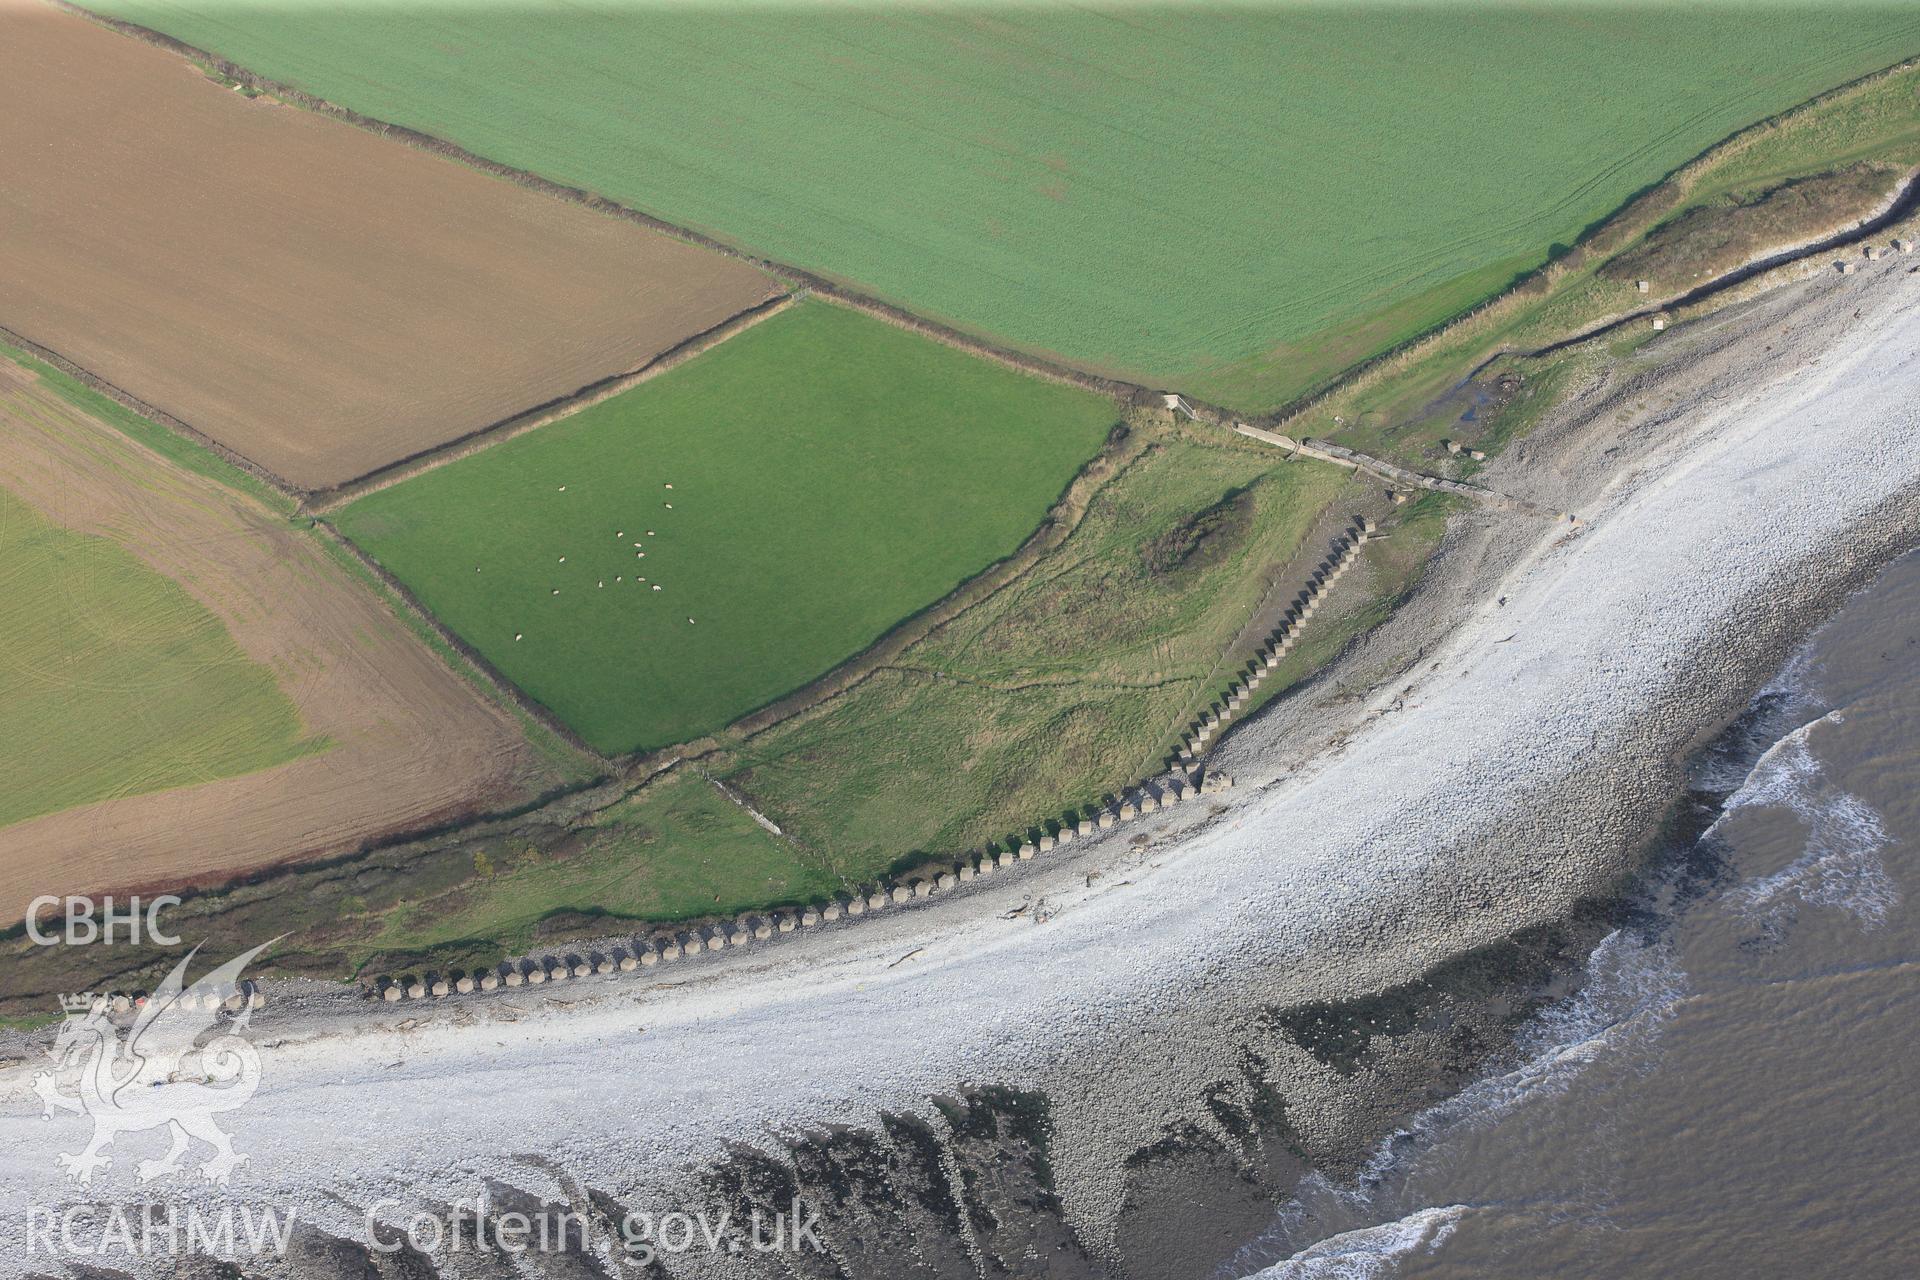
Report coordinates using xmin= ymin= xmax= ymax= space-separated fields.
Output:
xmin=0 ymin=360 xmax=559 ymax=926
xmin=0 ymin=7 xmax=778 ymax=492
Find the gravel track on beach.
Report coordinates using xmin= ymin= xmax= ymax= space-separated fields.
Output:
xmin=4 ymin=261 xmax=1919 ymax=1277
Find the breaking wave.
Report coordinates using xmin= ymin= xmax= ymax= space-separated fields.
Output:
xmin=1718 ymin=712 xmax=1897 ymax=928
xmin=1241 ymin=1206 xmax=1468 ymax=1280
xmin=1355 ymin=929 xmax=1685 ymax=1188
xmin=1228 ymin=930 xmax=1686 ymax=1278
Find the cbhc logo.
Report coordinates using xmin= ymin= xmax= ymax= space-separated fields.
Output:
xmin=24 ymin=896 xmax=183 ymax=947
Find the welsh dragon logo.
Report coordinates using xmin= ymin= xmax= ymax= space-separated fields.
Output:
xmin=34 ymin=941 xmax=275 ymax=1185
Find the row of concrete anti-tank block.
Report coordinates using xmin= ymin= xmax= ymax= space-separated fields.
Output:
xmin=1836 ymin=238 xmax=1914 ymax=275
xmin=371 ymin=768 xmax=1237 ymax=1002
xmin=1644 ymin=239 xmax=1913 ymax=330
xmin=77 ymin=985 xmax=265 ymax=1016
xmin=370 ymin=521 xmax=1389 ymax=1001
xmin=366 ymin=524 xmax=1394 ymax=1003
xmin=1172 ymin=516 xmax=1374 ymax=770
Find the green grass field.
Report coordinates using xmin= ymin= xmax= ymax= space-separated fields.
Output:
xmin=721 ymin=424 xmax=1351 ymax=874
xmin=335 ymin=301 xmax=1116 ymax=754
xmin=81 ymin=0 xmax=1920 ymax=411
xmin=0 ymin=488 xmax=318 ymax=828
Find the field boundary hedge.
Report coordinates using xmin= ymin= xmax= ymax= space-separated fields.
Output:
xmin=309 ymin=520 xmax=613 ymax=766
xmin=302 ymin=294 xmax=797 ymax=513
xmin=41 ymin=4 xmax=1920 ymax=481
xmin=58 ymin=1 xmax=1154 ymax=413
xmin=0 ymin=319 xmax=297 ymax=510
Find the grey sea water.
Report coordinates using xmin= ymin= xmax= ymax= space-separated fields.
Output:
xmin=1231 ymin=548 xmax=1920 ymax=1280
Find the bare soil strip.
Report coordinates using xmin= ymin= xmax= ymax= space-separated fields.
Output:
xmin=0 ymin=6 xmax=777 ymax=492
xmin=0 ymin=371 xmax=555 ymax=926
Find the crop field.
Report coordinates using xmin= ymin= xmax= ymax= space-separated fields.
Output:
xmin=335 ymin=301 xmax=1118 ymax=754
xmin=0 ymin=484 xmax=314 ymax=835
xmin=79 ymin=0 xmax=1920 ymax=412
xmin=0 ymin=7 xmax=776 ymax=491
xmin=0 ymin=356 xmax=553 ymax=927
